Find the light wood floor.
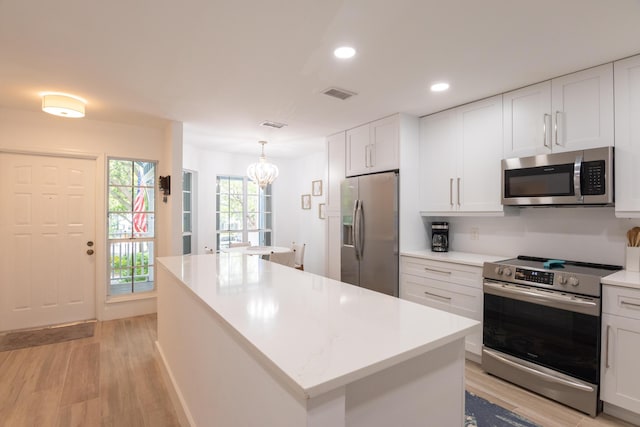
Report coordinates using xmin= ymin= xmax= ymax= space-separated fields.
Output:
xmin=0 ymin=315 xmax=636 ymax=427
xmin=0 ymin=314 xmax=179 ymax=427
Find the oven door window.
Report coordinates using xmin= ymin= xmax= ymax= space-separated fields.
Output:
xmin=483 ymin=293 xmax=599 ymax=384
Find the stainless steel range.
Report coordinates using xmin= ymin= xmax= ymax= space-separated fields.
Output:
xmin=482 ymin=256 xmax=622 ymax=416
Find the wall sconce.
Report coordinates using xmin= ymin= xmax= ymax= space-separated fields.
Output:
xmin=159 ymin=175 xmax=171 ymax=203
xmin=41 ymin=92 xmax=87 ymax=118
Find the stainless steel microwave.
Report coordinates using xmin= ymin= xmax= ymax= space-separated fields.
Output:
xmin=502 ymin=146 xmax=614 ymax=206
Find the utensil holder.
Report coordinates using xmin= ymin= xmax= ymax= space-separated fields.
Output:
xmin=626 ymin=247 xmax=640 ymax=272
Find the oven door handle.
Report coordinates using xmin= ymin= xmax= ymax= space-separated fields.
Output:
xmin=483 ymin=280 xmax=599 ymax=316
xmin=483 ymin=348 xmax=595 ymax=393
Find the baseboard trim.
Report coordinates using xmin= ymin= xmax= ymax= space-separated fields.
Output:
xmin=155 ymin=340 xmax=195 ymax=427
xmin=603 ymin=402 xmax=640 ymax=426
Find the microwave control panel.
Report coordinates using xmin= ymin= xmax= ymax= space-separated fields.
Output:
xmin=581 ymin=160 xmax=605 ymax=195
xmin=514 ymin=268 xmax=554 ymax=285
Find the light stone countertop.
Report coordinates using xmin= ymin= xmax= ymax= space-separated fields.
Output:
xmin=157 ymin=253 xmax=479 ymax=398
xmin=400 ymin=249 xmax=509 ymax=267
xmin=602 ymin=270 xmax=640 ymax=290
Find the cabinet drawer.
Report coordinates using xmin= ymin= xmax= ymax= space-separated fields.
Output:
xmin=400 ymin=273 xmax=482 ymax=355
xmin=400 ymin=273 xmax=482 ymax=320
xmin=603 ymin=286 xmax=640 ymax=319
xmin=400 ymin=256 xmax=482 ymax=288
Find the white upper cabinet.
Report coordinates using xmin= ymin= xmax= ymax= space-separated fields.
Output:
xmin=614 ymin=54 xmax=640 ymax=217
xmin=419 ymin=109 xmax=457 ymax=212
xmin=346 ymin=115 xmax=399 ymax=176
xmin=503 ymin=81 xmax=552 ymax=157
xmin=457 ymin=96 xmax=504 ymax=212
xmin=503 ymin=63 xmax=614 ymax=158
xmin=420 ymin=95 xmax=504 ymax=215
xmin=345 ymin=123 xmax=370 ymax=176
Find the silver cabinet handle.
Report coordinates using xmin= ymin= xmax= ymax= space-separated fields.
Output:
xmin=364 ymin=146 xmax=369 ymax=168
xmin=368 ymin=144 xmax=374 ymax=168
xmin=543 ymin=113 xmax=551 ymax=148
xmin=621 ymin=300 xmax=640 ymax=309
xmin=605 ymin=325 xmax=611 ymax=369
xmin=554 ymin=110 xmax=562 ymax=146
xmin=424 ymin=267 xmax=452 ymax=275
xmin=449 ymin=178 xmax=454 ymax=207
xmin=424 ymin=291 xmax=452 ymax=301
xmin=457 ymin=177 xmax=461 ymax=207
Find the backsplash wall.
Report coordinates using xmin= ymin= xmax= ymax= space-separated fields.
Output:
xmin=426 ymin=208 xmax=640 ymax=266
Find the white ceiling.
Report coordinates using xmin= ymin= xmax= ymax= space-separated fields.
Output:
xmin=2 ymin=0 xmax=640 ymax=158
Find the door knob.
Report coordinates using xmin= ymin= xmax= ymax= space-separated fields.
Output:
xmin=87 ymin=249 xmax=94 ymax=255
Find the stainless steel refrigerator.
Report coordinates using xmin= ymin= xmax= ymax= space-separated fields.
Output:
xmin=341 ymin=171 xmax=398 ymax=296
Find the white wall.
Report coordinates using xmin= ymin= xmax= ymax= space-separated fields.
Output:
xmin=183 ymin=142 xmax=327 ymax=275
xmin=420 ymin=208 xmax=640 ymax=266
xmin=273 ymin=150 xmax=327 ymax=275
xmin=0 ymin=107 xmax=176 ymax=321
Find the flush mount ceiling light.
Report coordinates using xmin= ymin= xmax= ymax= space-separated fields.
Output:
xmin=41 ymin=92 xmax=87 ymax=118
xmin=247 ymin=141 xmax=279 ymax=189
xmin=430 ymin=82 xmax=450 ymax=92
xmin=334 ymin=46 xmax=356 ymax=59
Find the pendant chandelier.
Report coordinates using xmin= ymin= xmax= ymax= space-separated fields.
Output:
xmin=247 ymin=141 xmax=279 ymax=188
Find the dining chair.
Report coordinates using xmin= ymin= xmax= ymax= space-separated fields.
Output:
xmin=269 ymin=250 xmax=296 ymax=267
xmin=229 ymin=242 xmax=251 ymax=248
xmin=291 ymin=242 xmax=306 ymax=270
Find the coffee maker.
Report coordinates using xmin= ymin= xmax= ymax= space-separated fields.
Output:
xmin=431 ymin=222 xmax=449 ymax=252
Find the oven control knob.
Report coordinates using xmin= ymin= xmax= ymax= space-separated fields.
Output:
xmin=558 ymin=275 xmax=567 ymax=285
xmin=568 ymin=276 xmax=579 ymax=286
xmin=503 ymin=267 xmax=512 ymax=277
xmin=494 ymin=266 xmax=504 ymax=275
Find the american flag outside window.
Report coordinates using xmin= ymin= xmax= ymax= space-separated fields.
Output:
xmin=133 ymin=168 xmax=147 ymax=233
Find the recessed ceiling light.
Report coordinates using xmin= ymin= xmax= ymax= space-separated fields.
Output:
xmin=334 ymin=46 xmax=356 ymax=59
xmin=430 ymin=82 xmax=450 ymax=92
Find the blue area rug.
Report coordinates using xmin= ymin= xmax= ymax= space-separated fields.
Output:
xmin=465 ymin=391 xmax=541 ymax=427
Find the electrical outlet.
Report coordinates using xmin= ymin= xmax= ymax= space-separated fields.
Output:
xmin=471 ymin=227 xmax=479 ymax=241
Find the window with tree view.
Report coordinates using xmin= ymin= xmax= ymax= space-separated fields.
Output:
xmin=108 ymin=159 xmax=156 ymax=296
xmin=216 ymin=176 xmax=272 ymax=250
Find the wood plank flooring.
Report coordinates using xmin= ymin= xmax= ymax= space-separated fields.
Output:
xmin=0 ymin=314 xmax=636 ymax=426
xmin=0 ymin=314 xmax=179 ymax=426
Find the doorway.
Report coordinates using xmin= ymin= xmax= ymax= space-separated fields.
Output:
xmin=0 ymin=153 xmax=96 ymax=332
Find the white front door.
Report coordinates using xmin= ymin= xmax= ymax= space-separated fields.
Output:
xmin=0 ymin=153 xmax=96 ymax=332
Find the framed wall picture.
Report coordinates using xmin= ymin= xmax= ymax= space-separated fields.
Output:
xmin=312 ymin=180 xmax=323 ymax=196
xmin=318 ymin=203 xmax=326 ymax=219
xmin=301 ymin=194 xmax=311 ymax=209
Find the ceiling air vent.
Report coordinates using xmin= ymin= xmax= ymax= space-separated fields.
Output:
xmin=260 ymin=120 xmax=287 ymax=129
xmin=322 ymin=87 xmax=357 ymax=101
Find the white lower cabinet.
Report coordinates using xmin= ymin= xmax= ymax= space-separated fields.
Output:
xmin=400 ymin=256 xmax=483 ymax=357
xmin=601 ymin=285 xmax=640 ymax=417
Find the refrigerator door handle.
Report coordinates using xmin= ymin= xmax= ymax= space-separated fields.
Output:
xmin=357 ymin=200 xmax=365 ymax=259
xmin=352 ymin=199 xmax=360 ymax=259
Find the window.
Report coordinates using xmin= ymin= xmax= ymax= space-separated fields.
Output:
xmin=183 ymin=170 xmax=194 ymax=255
xmin=216 ymin=176 xmax=272 ymax=250
xmin=108 ymin=159 xmax=156 ymax=296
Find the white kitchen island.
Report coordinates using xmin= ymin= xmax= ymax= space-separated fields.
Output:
xmin=156 ymin=253 xmax=478 ymax=427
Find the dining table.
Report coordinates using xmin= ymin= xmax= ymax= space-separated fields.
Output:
xmin=219 ymin=245 xmax=292 ymax=256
